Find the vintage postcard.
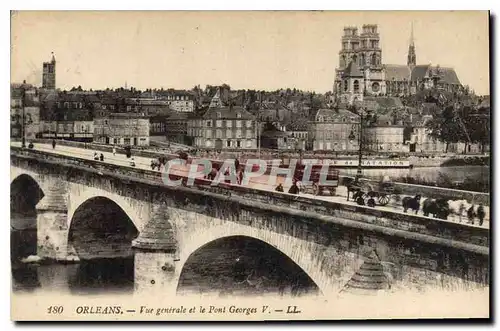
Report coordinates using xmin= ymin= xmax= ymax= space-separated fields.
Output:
xmin=10 ymin=10 xmax=490 ymax=321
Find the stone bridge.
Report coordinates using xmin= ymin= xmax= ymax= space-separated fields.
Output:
xmin=10 ymin=147 xmax=489 ymax=298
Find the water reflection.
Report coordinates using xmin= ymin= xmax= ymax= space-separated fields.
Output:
xmin=12 ymin=258 xmax=134 ymax=295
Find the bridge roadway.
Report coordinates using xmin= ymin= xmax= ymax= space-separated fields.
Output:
xmin=10 ymin=141 xmax=489 ymax=229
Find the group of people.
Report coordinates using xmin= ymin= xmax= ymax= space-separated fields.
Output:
xmin=275 ymin=181 xmax=300 ymax=195
xmin=93 ymin=152 xmax=105 ymax=162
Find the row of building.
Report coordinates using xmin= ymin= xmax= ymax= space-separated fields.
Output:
xmin=13 ymin=80 xmax=488 ymax=154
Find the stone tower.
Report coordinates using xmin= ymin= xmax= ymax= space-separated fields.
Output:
xmin=42 ymin=52 xmax=56 ymax=90
xmin=340 ymin=61 xmax=364 ymax=105
xmin=407 ymin=23 xmax=416 ymax=67
xmin=338 ymin=26 xmax=360 ymax=69
xmin=360 ymin=24 xmax=382 ymax=68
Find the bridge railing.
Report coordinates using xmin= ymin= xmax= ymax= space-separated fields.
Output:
xmin=16 ymin=139 xmax=490 ymax=205
xmin=11 ymin=147 xmax=489 ymax=250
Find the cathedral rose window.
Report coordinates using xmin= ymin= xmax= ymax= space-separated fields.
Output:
xmin=372 ymin=82 xmax=380 ymax=92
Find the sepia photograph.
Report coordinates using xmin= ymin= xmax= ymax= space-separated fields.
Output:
xmin=9 ymin=10 xmax=490 ymax=321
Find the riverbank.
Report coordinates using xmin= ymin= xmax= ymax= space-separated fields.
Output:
xmin=391 ymin=171 xmax=490 ymax=193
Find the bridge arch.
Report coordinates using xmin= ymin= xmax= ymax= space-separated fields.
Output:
xmin=11 ymin=173 xmax=45 ymax=260
xmin=68 ymin=196 xmax=139 ymax=260
xmin=176 ymin=228 xmax=329 ymax=297
xmin=67 ymin=186 xmax=147 ymax=232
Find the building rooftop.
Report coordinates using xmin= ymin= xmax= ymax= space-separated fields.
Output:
xmin=203 ymin=106 xmax=255 ymax=120
xmin=343 ymin=61 xmax=364 ymax=77
xmin=384 ymin=64 xmax=411 ymax=81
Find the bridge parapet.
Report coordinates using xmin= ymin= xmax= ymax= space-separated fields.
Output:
xmin=11 ymin=147 xmax=489 ymax=252
xmin=18 ymin=140 xmax=490 ymax=205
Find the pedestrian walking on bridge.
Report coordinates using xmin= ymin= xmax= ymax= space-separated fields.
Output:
xmin=477 ymin=204 xmax=485 ymax=226
xmin=467 ymin=205 xmax=476 ymax=225
xmin=112 ymin=146 xmax=116 ymax=156
xmin=52 ymin=139 xmax=56 ymax=149
xmin=288 ymin=181 xmax=300 ymax=195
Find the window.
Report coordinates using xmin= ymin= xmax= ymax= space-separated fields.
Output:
xmin=227 ymin=140 xmax=231 ymax=147
xmin=236 ymin=129 xmax=242 ymax=138
xmin=236 ymin=113 xmax=242 ymax=119
xmin=226 ymin=120 xmax=232 ymax=127
xmin=226 ymin=130 xmax=232 ymax=138
xmin=236 ymin=140 xmax=241 ymax=148
xmin=104 ymin=120 xmax=108 ymax=125
xmin=216 ymin=120 xmax=222 ymax=128
xmin=246 ymin=140 xmax=252 ymax=148
xmin=216 ymin=129 xmax=222 ymax=139
xmin=206 ymin=120 xmax=212 ymax=127
xmin=206 ymin=130 xmax=212 ymax=138
xmin=354 ymin=80 xmax=360 ymax=92
xmin=236 ymin=120 xmax=242 ymax=128
xmin=246 ymin=120 xmax=252 ymax=128
xmin=206 ymin=139 xmax=212 ymax=147
xmin=344 ymin=80 xmax=348 ymax=91
xmin=352 ymin=55 xmax=357 ymax=64
xmin=216 ymin=112 xmax=221 ymax=119
xmin=318 ymin=116 xmax=324 ymax=122
xmin=245 ymin=130 xmax=252 ymax=138
xmin=371 ymin=53 xmax=377 ymax=65
xmin=343 ymin=42 xmax=348 ymax=50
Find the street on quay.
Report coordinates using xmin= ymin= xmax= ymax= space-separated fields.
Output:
xmin=11 ymin=141 xmax=489 ymax=229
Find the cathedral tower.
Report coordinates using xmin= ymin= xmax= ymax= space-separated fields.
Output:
xmin=338 ymin=27 xmax=360 ymax=69
xmin=360 ymin=24 xmax=382 ymax=68
xmin=42 ymin=52 xmax=56 ymax=89
xmin=407 ymin=23 xmax=416 ymax=67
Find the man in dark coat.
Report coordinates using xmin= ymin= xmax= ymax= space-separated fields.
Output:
xmin=477 ymin=204 xmax=485 ymax=226
xmin=467 ymin=205 xmax=476 ymax=224
xmin=275 ymin=183 xmax=284 ymax=192
xmin=288 ymin=181 xmax=299 ymax=195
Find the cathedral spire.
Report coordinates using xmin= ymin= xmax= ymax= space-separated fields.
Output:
xmin=407 ymin=22 xmax=416 ymax=67
xmin=410 ymin=22 xmax=414 ymax=46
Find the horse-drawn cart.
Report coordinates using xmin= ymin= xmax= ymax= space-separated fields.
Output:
xmin=363 ymin=181 xmax=396 ymax=206
xmin=346 ymin=177 xmax=397 ymax=206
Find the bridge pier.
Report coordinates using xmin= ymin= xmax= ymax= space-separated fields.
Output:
xmin=132 ymin=204 xmax=178 ymax=296
xmin=35 ymin=180 xmax=76 ymax=261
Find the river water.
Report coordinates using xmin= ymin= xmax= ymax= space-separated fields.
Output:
xmin=340 ymin=165 xmax=490 ymax=184
xmin=11 ymin=235 xmax=318 ymax=298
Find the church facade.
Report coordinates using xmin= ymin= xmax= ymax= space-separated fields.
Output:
xmin=333 ymin=24 xmax=462 ymax=105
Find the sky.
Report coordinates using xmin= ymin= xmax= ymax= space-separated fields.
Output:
xmin=10 ymin=11 xmax=490 ymax=95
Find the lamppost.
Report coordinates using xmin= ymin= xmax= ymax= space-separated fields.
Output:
xmin=348 ymin=106 xmax=366 ymax=180
xmin=257 ymin=119 xmax=261 ymax=159
xmin=84 ymin=127 xmax=88 ymax=149
xmin=21 ymin=85 xmax=26 ymax=148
